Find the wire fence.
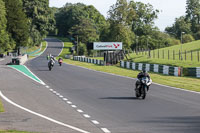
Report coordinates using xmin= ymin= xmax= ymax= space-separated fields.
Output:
xmin=134 ymin=48 xmax=200 ymax=62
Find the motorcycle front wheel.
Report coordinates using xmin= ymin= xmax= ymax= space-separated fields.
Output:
xmin=135 ymin=88 xmax=141 ymax=98
xmin=141 ymin=86 xmax=147 ymax=99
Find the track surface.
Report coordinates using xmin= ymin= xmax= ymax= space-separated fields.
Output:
xmin=7 ymin=38 xmax=200 ymax=133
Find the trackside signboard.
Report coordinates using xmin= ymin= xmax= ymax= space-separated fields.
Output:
xmin=93 ymin=42 xmax=123 ymax=50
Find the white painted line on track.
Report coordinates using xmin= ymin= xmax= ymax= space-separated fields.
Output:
xmin=67 ymin=101 xmax=72 ymax=104
xmin=77 ymin=109 xmax=84 ymax=113
xmin=46 ymin=86 xmax=49 ymax=88
xmin=0 ymin=91 xmax=90 ymax=133
xmin=29 ymin=41 xmax=48 ymax=61
xmin=49 ymin=89 xmax=53 ymax=91
xmin=152 ymin=82 xmax=200 ymax=94
xmin=8 ymin=65 xmax=45 ymax=86
xmin=63 ymin=98 xmax=68 ymax=101
xmin=71 ymin=105 xmax=77 ymax=108
xmin=56 ymin=93 xmax=60 ymax=96
xmin=101 ymin=128 xmax=111 ymax=133
xmin=83 ymin=114 xmax=90 ymax=118
xmin=53 ymin=91 xmax=57 ymax=93
xmin=91 ymin=120 xmax=99 ymax=125
xmin=57 ymin=40 xmax=64 ymax=57
xmin=59 ymin=95 xmax=63 ymax=98
xmin=23 ymin=65 xmax=46 ymax=85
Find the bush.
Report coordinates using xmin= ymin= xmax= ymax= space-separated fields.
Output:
xmin=171 ymin=39 xmax=181 ymax=45
xmin=78 ymin=42 xmax=87 ymax=56
xmin=193 ymin=31 xmax=200 ymax=40
xmin=182 ymin=34 xmax=194 ymax=43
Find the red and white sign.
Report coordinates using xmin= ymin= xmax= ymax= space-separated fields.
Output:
xmin=93 ymin=42 xmax=123 ymax=50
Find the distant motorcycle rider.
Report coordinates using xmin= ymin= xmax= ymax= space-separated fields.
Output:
xmin=48 ymin=54 xmax=55 ymax=65
xmin=135 ymin=70 xmax=151 ymax=91
xmin=58 ymin=57 xmax=63 ymax=66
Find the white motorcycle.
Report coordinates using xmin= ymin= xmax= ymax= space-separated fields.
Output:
xmin=135 ymin=77 xmax=152 ymax=99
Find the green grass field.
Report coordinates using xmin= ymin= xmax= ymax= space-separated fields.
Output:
xmin=56 ymin=37 xmax=200 ymax=92
xmin=54 ymin=37 xmax=73 ymax=58
xmin=128 ymin=40 xmax=200 ymax=67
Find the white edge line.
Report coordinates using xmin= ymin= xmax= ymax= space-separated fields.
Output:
xmin=77 ymin=109 xmax=84 ymax=113
xmin=67 ymin=101 xmax=72 ymax=104
xmin=65 ymin=63 xmax=200 ymax=95
xmin=91 ymin=120 xmax=99 ymax=125
xmin=71 ymin=105 xmax=77 ymax=108
xmin=7 ymin=65 xmax=45 ymax=86
xmin=57 ymin=40 xmax=64 ymax=57
xmin=101 ymin=128 xmax=111 ymax=133
xmin=83 ymin=114 xmax=90 ymax=118
xmin=63 ymin=98 xmax=68 ymax=101
xmin=0 ymin=91 xmax=90 ymax=133
xmin=29 ymin=41 xmax=48 ymax=60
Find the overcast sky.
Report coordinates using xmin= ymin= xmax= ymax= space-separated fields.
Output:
xmin=49 ymin=0 xmax=187 ymax=31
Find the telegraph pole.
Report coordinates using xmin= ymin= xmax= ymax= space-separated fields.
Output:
xmin=76 ymin=36 xmax=79 ymax=55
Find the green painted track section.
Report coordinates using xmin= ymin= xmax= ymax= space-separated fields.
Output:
xmin=8 ymin=65 xmax=44 ymax=84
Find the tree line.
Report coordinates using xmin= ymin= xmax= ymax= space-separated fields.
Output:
xmin=0 ymin=0 xmax=200 ymax=55
xmin=165 ymin=0 xmax=200 ymax=43
xmin=0 ymin=0 xmax=55 ymax=53
xmin=53 ymin=0 xmax=182 ymax=55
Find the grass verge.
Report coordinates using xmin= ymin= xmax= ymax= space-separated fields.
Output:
xmin=56 ymin=37 xmax=200 ymax=92
xmin=0 ymin=98 xmax=4 ymax=112
xmin=28 ymin=41 xmax=47 ymax=59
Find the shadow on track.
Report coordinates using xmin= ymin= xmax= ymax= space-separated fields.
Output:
xmin=100 ymin=97 xmax=139 ymax=100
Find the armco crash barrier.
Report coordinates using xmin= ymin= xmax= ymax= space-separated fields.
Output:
xmin=73 ymin=56 xmax=105 ymax=66
xmin=120 ymin=61 xmax=182 ymax=77
xmin=73 ymin=57 xmax=199 ymax=78
xmin=183 ymin=67 xmax=200 ymax=78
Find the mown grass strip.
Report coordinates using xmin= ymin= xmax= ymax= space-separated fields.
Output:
xmin=56 ymin=37 xmax=200 ymax=92
xmin=0 ymin=98 xmax=4 ymax=112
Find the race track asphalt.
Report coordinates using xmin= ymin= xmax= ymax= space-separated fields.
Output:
xmin=1 ymin=38 xmax=200 ymax=133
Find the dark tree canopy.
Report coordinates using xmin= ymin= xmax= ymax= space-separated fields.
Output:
xmin=22 ymin=0 xmax=55 ymax=46
xmin=0 ymin=0 xmax=11 ymax=52
xmin=4 ymin=0 xmax=29 ymax=49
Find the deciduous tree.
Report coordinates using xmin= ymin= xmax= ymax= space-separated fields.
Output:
xmin=4 ymin=0 xmax=29 ymax=51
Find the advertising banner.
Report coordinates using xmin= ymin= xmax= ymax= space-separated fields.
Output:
xmin=93 ymin=42 xmax=123 ymax=50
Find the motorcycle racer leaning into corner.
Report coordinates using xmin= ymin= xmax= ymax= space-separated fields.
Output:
xmin=135 ymin=70 xmax=152 ymax=91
